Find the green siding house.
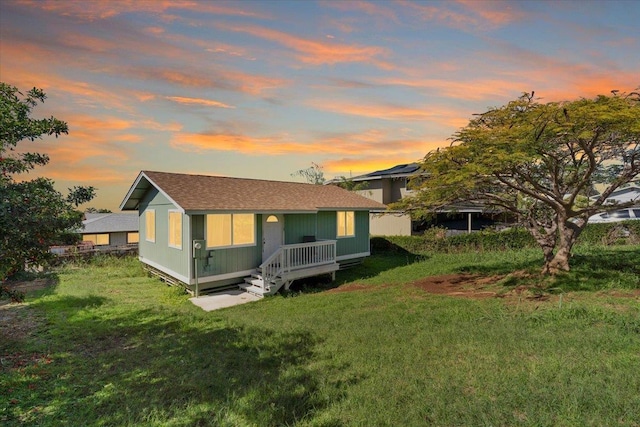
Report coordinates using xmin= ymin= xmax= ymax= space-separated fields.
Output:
xmin=120 ymin=171 xmax=386 ymax=296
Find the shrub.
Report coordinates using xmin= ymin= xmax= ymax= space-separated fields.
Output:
xmin=372 ymin=221 xmax=640 ymax=255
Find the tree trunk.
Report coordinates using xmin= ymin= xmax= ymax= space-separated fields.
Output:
xmin=541 ymin=220 xmax=584 ymax=275
xmin=542 ymin=246 xmax=571 ymax=275
xmin=526 ymin=220 xmax=557 ymax=272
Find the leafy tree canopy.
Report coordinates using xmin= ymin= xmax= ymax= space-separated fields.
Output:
xmin=394 ymin=90 xmax=640 ymax=274
xmin=1 ymin=83 xmax=96 ymax=280
xmin=334 ymin=175 xmax=370 ymax=192
xmin=85 ymin=207 xmax=112 ymax=213
xmin=291 ymin=162 xmax=325 ymax=184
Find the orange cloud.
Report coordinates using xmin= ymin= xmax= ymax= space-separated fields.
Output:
xmin=13 ymin=114 xmax=143 ymax=177
xmin=480 ymin=43 xmax=640 ymax=101
xmin=1 ymin=50 xmax=137 ymax=114
xmin=166 ymin=96 xmax=235 ymax=109
xmin=159 ymin=32 xmax=257 ymax=61
xmin=38 ymin=164 xmax=134 ymax=184
xmin=323 ymin=1 xmax=399 ymax=23
xmin=171 ymin=133 xmax=312 ymax=155
xmin=455 ymin=0 xmax=526 ymax=27
xmin=397 ymin=0 xmax=524 ymax=31
xmin=170 ymin=129 xmax=439 ymax=161
xmin=125 ymin=67 xmax=286 ymax=96
xmin=217 ymin=23 xmax=390 ymax=67
xmin=376 ymin=76 xmax=529 ymax=102
xmin=308 ymin=100 xmax=469 ymax=128
xmin=19 ymin=0 xmax=270 ymax=22
xmin=322 ymin=138 xmax=452 ymax=177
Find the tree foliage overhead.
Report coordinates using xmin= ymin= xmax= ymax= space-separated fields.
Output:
xmin=334 ymin=175 xmax=370 ymax=192
xmin=395 ymin=90 xmax=640 ymax=274
xmin=291 ymin=162 xmax=326 ymax=185
xmin=1 ymin=82 xmax=96 ymax=280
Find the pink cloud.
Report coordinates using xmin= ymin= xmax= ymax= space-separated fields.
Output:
xmin=165 ymin=96 xmax=235 ymax=109
xmin=170 ymin=129 xmax=438 ymax=161
xmin=308 ymin=99 xmax=469 ymax=128
xmin=322 ymin=0 xmax=400 ymax=23
xmin=18 ymin=0 xmax=270 ymax=21
xmin=397 ymin=0 xmax=525 ymax=31
xmin=217 ymin=22 xmax=390 ymax=67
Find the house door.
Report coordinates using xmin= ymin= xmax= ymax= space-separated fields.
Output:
xmin=262 ymin=214 xmax=283 ymax=263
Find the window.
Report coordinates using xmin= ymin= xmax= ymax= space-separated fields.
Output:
xmin=206 ymin=214 xmax=255 ymax=248
xmin=127 ymin=232 xmax=139 ymax=244
xmin=266 ymin=215 xmax=279 ymax=223
xmin=82 ymin=234 xmax=109 ymax=246
xmin=612 ymin=210 xmax=630 ymax=219
xmin=145 ymin=209 xmax=155 ymax=242
xmin=168 ymin=211 xmax=182 ymax=249
xmin=337 ymin=211 xmax=355 ymax=237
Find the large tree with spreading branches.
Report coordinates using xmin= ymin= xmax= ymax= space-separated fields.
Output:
xmin=1 ymin=83 xmax=95 ymax=280
xmin=394 ymin=90 xmax=640 ymax=274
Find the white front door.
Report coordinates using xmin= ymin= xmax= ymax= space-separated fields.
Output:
xmin=262 ymin=214 xmax=283 ymax=263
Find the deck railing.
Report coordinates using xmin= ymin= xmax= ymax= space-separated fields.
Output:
xmin=260 ymin=240 xmax=337 ymax=285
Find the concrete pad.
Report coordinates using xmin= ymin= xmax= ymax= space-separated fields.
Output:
xmin=189 ymin=289 xmax=261 ymax=311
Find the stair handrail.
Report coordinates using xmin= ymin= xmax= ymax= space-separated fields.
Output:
xmin=259 ymin=247 xmax=284 ymax=285
xmin=259 ymin=240 xmax=337 ymax=285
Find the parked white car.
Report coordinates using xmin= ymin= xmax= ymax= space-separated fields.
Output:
xmin=588 ymin=208 xmax=640 ymax=223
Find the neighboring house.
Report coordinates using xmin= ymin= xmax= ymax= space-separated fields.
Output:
xmin=346 ymin=163 xmax=505 ymax=236
xmin=341 ymin=163 xmax=419 ymax=236
xmin=81 ymin=213 xmax=139 ymax=248
xmin=119 ymin=171 xmax=386 ymax=296
xmin=592 ymin=185 xmax=640 ymax=205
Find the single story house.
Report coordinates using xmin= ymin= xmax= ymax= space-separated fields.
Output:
xmin=81 ymin=213 xmax=139 ymax=248
xmin=120 ymin=171 xmax=386 ymax=296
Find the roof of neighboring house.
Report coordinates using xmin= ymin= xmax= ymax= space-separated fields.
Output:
xmin=350 ymin=163 xmax=421 ymax=182
xmin=82 ymin=213 xmax=139 ymax=234
xmin=590 ymin=185 xmax=640 ymax=203
xmin=120 ymin=171 xmax=387 ymax=212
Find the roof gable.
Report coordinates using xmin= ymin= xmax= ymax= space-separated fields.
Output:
xmin=82 ymin=213 xmax=139 ymax=233
xmin=120 ymin=171 xmax=387 ymax=212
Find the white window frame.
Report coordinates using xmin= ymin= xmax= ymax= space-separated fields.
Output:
xmin=168 ymin=210 xmax=182 ymax=250
xmin=145 ymin=209 xmax=156 ymax=243
xmin=206 ymin=213 xmax=256 ymax=249
xmin=336 ymin=211 xmax=355 ymax=238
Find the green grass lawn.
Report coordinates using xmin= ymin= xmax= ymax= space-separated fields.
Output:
xmin=2 ymin=247 xmax=640 ymax=426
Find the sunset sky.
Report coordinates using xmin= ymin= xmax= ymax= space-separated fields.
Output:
xmin=1 ymin=0 xmax=639 ymax=211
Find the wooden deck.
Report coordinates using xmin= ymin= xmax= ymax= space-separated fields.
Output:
xmin=240 ymin=240 xmax=339 ymax=296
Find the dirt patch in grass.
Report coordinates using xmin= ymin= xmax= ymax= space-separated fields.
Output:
xmin=0 ymin=304 xmax=44 ymax=343
xmin=605 ymin=289 xmax=640 ymax=298
xmin=2 ymin=277 xmax=52 ymax=294
xmin=330 ymin=273 xmax=505 ymax=299
xmin=410 ymin=273 xmax=502 ymax=299
xmin=330 ymin=272 xmax=552 ymax=301
xmin=1 ymin=277 xmax=54 ymax=344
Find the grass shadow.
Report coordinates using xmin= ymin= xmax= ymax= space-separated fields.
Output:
xmin=2 ymin=304 xmax=353 ymax=426
xmin=288 ymin=249 xmax=427 ymax=294
xmin=1 ymin=272 xmax=60 ymax=303
xmin=454 ymin=253 xmax=542 ymax=276
xmin=551 ymin=248 xmax=640 ymax=292
xmin=31 ymin=294 xmax=108 ymax=311
xmin=455 ymin=246 xmax=640 ymax=293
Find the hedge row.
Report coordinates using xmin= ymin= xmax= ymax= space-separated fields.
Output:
xmin=371 ymin=221 xmax=640 ymax=255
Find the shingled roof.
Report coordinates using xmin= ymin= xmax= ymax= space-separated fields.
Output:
xmin=82 ymin=213 xmax=139 ymax=233
xmin=120 ymin=171 xmax=387 ymax=212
